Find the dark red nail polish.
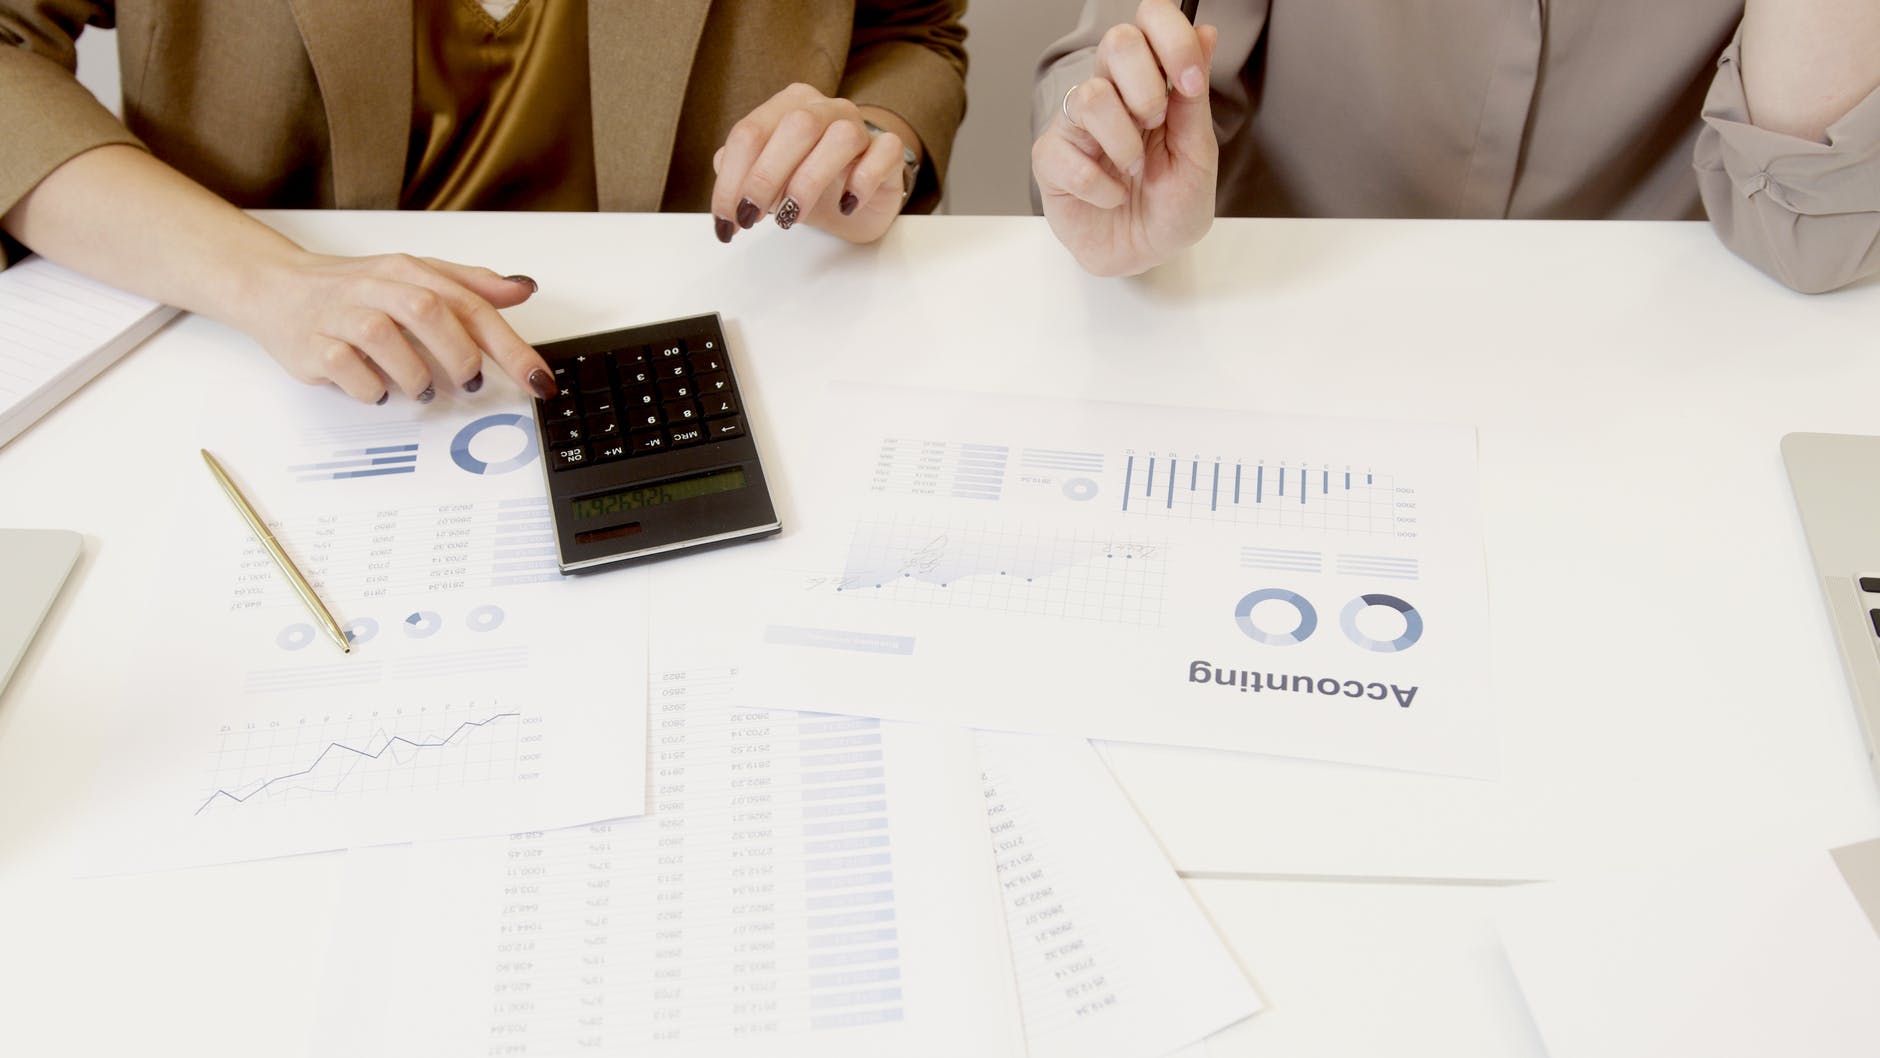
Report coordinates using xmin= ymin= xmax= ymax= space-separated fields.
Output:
xmin=736 ymin=198 xmax=761 ymax=229
xmin=464 ymin=371 xmax=484 ymax=393
xmin=714 ymin=216 xmax=736 ymax=243
xmin=839 ymin=191 xmax=859 ymax=216
xmin=418 ymin=384 xmax=436 ymax=404
xmin=505 ymin=274 xmax=538 ymax=293
xmin=376 ymin=391 xmax=389 ymax=406
xmin=776 ymin=197 xmax=801 ymax=230
xmin=528 ymin=368 xmax=559 ymax=400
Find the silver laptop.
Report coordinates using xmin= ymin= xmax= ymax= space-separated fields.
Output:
xmin=1782 ymin=433 xmax=1880 ymax=790
xmin=0 ymin=529 xmax=81 ymax=694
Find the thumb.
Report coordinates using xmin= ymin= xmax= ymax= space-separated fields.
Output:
xmin=1164 ymin=23 xmax=1218 ymax=160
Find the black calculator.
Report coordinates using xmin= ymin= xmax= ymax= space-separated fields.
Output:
xmin=531 ymin=313 xmax=781 ymax=572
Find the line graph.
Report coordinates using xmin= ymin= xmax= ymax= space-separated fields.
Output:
xmin=196 ymin=709 xmax=526 ymax=815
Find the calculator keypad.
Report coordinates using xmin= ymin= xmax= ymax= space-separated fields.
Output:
xmin=541 ymin=334 xmax=740 ymax=471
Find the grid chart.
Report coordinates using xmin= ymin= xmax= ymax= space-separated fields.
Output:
xmin=1120 ymin=454 xmax=1409 ymax=537
xmin=471 ymin=670 xmax=909 ymax=1049
xmin=290 ymin=421 xmax=423 ymax=483
xmin=196 ymin=705 xmax=530 ymax=815
xmin=869 ymin=438 xmax=1008 ymax=501
xmin=228 ymin=496 xmax=558 ymax=612
xmin=836 ymin=517 xmax=1168 ymax=627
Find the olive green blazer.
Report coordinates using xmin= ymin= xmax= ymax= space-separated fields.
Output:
xmin=0 ymin=0 xmax=968 ymax=262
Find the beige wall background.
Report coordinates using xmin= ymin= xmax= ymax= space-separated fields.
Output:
xmin=69 ymin=1 xmax=1089 ymax=217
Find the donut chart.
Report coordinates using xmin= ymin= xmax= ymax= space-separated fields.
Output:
xmin=1233 ymin=588 xmax=1317 ymax=646
xmin=1340 ymin=593 xmax=1424 ymax=652
xmin=451 ymin=413 xmax=539 ymax=475
xmin=276 ymin=623 xmax=315 ymax=651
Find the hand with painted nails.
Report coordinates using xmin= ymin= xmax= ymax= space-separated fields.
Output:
xmin=1033 ymin=0 xmax=1220 ymax=277
xmin=709 ymin=82 xmax=921 ymax=245
xmin=233 ymin=250 xmax=559 ymax=405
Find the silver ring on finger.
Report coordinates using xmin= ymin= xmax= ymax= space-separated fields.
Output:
xmin=1061 ymin=83 xmax=1084 ymax=130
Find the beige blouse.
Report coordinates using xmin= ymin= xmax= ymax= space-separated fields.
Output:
xmin=1036 ymin=0 xmax=1880 ymax=293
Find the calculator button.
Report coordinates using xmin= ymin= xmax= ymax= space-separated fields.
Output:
xmin=550 ymin=363 xmax=575 ymax=390
xmin=549 ymin=421 xmax=584 ymax=445
xmin=574 ymin=354 xmax=610 ymax=393
xmin=551 ymin=444 xmax=589 ymax=470
xmin=617 ymin=345 xmax=649 ymax=368
xmin=652 ymin=341 xmax=686 ymax=361
xmin=626 ymin=385 xmax=659 ymax=407
xmin=658 ymin=378 xmax=695 ymax=401
xmin=687 ymin=350 xmax=726 ymax=375
xmin=631 ymin=431 xmax=669 ymax=455
xmin=706 ymin=415 xmax=746 ymax=441
xmin=683 ymin=333 xmax=720 ymax=355
xmin=663 ymin=399 xmax=700 ymax=424
xmin=702 ymin=393 xmax=739 ymax=419
xmin=585 ymin=415 xmax=621 ymax=441
xmin=668 ymin=424 xmax=706 ymax=448
xmin=660 ymin=360 xmax=689 ymax=379
xmin=544 ymin=396 xmax=581 ymax=421
xmin=1861 ymin=576 xmax=1880 ymax=594
xmin=696 ymin=371 xmax=732 ymax=395
xmin=593 ymin=439 xmax=629 ymax=463
xmin=622 ymin=364 xmax=656 ymax=387
xmin=628 ymin=406 xmax=664 ymax=430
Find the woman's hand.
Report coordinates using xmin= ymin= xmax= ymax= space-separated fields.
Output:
xmin=1033 ymin=0 xmax=1219 ymax=277
xmin=234 ymin=249 xmax=558 ymax=405
xmin=710 ymin=83 xmax=921 ymax=245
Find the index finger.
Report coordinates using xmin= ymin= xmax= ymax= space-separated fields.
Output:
xmin=1128 ymin=0 xmax=1207 ymax=97
xmin=414 ymin=258 xmax=558 ymax=399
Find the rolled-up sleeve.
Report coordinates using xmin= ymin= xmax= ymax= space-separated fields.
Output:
xmin=1695 ymin=29 xmax=1880 ymax=294
xmin=0 ymin=1 xmax=145 ymax=266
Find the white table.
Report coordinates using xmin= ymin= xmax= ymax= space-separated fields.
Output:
xmin=1 ymin=212 xmax=1876 ymax=1056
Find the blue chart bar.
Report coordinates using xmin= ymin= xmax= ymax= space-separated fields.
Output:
xmin=1121 ymin=455 xmax=1134 ymax=512
xmin=1301 ymin=468 xmax=1308 ymax=504
xmin=1234 ymin=464 xmax=1242 ymax=503
xmin=1256 ymin=465 xmax=1265 ymax=503
xmin=1367 ymin=471 xmax=1373 ymax=484
xmin=1146 ymin=458 xmax=1156 ymax=498
xmin=1322 ymin=469 xmax=1328 ymax=494
xmin=1279 ymin=467 xmax=1286 ymax=498
xmin=1165 ymin=458 xmax=1175 ymax=509
xmin=1345 ymin=470 xmax=1351 ymax=490
xmin=1210 ymin=462 xmax=1220 ymax=511
xmin=1189 ymin=461 xmax=1197 ymax=491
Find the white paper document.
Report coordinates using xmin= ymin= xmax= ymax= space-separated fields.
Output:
xmin=980 ymin=733 xmax=1262 ymax=1058
xmin=738 ymin=386 xmax=1492 ymax=778
xmin=314 ymin=665 xmax=1027 ymax=1058
xmin=75 ymin=391 xmax=646 ymax=873
xmin=0 ymin=254 xmax=178 ymax=448
xmin=1495 ymin=841 xmax=1880 ymax=1058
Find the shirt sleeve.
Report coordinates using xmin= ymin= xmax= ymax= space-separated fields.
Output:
xmin=1694 ymin=27 xmax=1880 ymax=294
xmin=839 ymin=0 xmax=968 ymax=215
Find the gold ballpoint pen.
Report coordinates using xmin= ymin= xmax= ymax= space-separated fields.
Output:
xmin=201 ymin=449 xmax=351 ymax=654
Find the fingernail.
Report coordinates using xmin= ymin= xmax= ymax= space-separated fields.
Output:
xmin=839 ymin=191 xmax=859 ymax=216
xmin=1146 ymin=109 xmax=1167 ymax=130
xmin=464 ymin=371 xmax=484 ymax=394
xmin=505 ymin=274 xmax=538 ymax=293
xmin=736 ymin=198 xmax=761 ymax=229
xmin=1180 ymin=67 xmax=1205 ymax=97
xmin=714 ymin=215 xmax=736 ymax=243
xmin=1127 ymin=158 xmax=1145 ymax=179
xmin=776 ymin=197 xmax=801 ymax=230
xmin=417 ymin=384 xmax=436 ymax=404
xmin=375 ymin=391 xmax=389 ymax=406
xmin=528 ymin=368 xmax=558 ymax=400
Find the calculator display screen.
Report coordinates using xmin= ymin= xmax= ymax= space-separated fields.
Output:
xmin=572 ymin=467 xmax=748 ymax=519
